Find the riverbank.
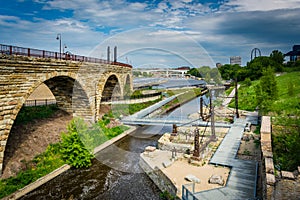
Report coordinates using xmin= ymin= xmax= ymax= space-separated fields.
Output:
xmin=1 ymin=125 xmax=137 ymax=200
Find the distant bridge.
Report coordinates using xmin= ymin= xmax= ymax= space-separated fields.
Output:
xmin=0 ymin=44 xmax=132 ymax=175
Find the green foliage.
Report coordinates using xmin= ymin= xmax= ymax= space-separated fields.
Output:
xmin=14 ymin=105 xmax=58 ymax=125
xmin=188 ymin=66 xmax=222 ymax=84
xmin=0 ymin=143 xmax=65 ymax=199
xmin=284 ymin=60 xmax=300 ymax=72
xmin=187 ymin=68 xmax=201 ymax=77
xmin=272 ymin=115 xmax=300 ymax=171
xmin=244 ymin=77 xmax=251 ymax=87
xmin=112 ymin=98 xmax=161 ymax=116
xmin=229 ymin=71 xmax=299 ymax=114
xmin=160 ymin=191 xmax=179 ymax=200
xmin=287 ymin=81 xmax=295 ymax=97
xmin=255 ymin=67 xmax=278 ymax=114
xmin=60 ymin=118 xmax=94 ymax=168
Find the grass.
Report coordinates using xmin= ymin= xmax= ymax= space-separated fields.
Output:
xmin=160 ymin=88 xmax=203 ymax=112
xmin=0 ymin=143 xmax=65 ymax=198
xmin=14 ymin=104 xmax=59 ymax=125
xmin=229 ymin=71 xmax=300 ymax=113
xmin=229 ymin=71 xmax=300 ymax=171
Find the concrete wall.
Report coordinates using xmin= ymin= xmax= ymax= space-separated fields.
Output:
xmin=139 ymin=154 xmax=177 ymax=196
xmin=0 ymin=56 xmax=132 ymax=176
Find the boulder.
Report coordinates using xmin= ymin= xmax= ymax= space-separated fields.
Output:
xmin=185 ymin=174 xmax=200 ymax=183
xmin=145 ymin=146 xmax=156 ymax=152
xmin=162 ymin=160 xmax=173 ymax=168
xmin=208 ymin=174 xmax=224 ymax=186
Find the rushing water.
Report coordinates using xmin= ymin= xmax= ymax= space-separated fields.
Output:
xmin=21 ymin=126 xmax=171 ymax=200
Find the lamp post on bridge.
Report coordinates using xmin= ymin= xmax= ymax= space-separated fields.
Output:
xmin=63 ymin=44 xmax=67 ymax=54
xmin=56 ymin=33 xmax=62 ymax=60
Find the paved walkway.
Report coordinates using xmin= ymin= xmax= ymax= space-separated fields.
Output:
xmin=183 ymin=118 xmax=258 ymax=200
xmin=222 ymin=84 xmax=240 ymax=107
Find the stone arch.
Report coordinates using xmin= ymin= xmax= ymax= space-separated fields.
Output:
xmin=1 ymin=72 xmax=90 ymax=176
xmin=96 ymin=73 xmax=122 ymax=118
xmin=100 ymin=74 xmax=122 ymax=101
xmin=124 ymin=73 xmax=132 ymax=97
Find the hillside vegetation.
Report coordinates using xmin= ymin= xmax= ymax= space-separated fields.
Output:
xmin=229 ymin=71 xmax=300 ymax=171
xmin=229 ymin=71 xmax=300 ymax=114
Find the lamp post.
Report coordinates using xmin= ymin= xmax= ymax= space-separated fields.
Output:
xmin=56 ymin=33 xmax=61 ymax=59
xmin=63 ymin=44 xmax=67 ymax=54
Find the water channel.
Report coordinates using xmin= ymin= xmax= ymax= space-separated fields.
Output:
xmin=21 ymin=95 xmax=208 ymax=200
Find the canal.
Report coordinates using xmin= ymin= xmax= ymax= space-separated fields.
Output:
xmin=21 ymin=94 xmax=209 ymax=200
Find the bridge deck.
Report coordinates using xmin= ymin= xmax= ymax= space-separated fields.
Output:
xmin=183 ymin=118 xmax=258 ymax=200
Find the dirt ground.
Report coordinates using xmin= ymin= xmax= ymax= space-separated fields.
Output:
xmin=2 ymin=110 xmax=72 ymax=179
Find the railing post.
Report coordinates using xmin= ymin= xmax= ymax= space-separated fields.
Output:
xmin=45 ymin=99 xmax=47 ymax=106
xmin=9 ymin=46 xmax=12 ymax=55
xmin=34 ymin=100 xmax=37 ymax=107
xmin=43 ymin=50 xmax=45 ymax=58
xmin=28 ymin=48 xmax=30 ymax=57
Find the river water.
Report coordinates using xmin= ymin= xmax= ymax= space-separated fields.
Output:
xmin=21 ymin=125 xmax=172 ymax=200
xmin=21 ymin=93 xmax=209 ymax=200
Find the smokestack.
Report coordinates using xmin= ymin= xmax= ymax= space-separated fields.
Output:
xmin=114 ymin=46 xmax=117 ymax=62
xmin=107 ymin=46 xmax=110 ymax=62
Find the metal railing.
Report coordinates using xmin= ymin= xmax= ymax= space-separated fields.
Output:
xmin=24 ymin=99 xmax=56 ymax=107
xmin=182 ymin=183 xmax=198 ymax=200
xmin=0 ymin=44 xmax=132 ymax=68
xmin=101 ymin=92 xmax=162 ymax=102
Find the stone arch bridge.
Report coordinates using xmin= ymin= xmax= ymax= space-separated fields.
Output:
xmin=0 ymin=54 xmax=132 ymax=175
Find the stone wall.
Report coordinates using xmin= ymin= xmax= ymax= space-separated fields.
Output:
xmin=0 ymin=56 xmax=132 ymax=176
xmin=260 ymin=116 xmax=300 ymax=199
xmin=139 ymin=154 xmax=177 ymax=196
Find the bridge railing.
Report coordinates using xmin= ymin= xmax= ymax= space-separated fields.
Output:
xmin=0 ymin=44 xmax=132 ymax=68
xmin=101 ymin=92 xmax=162 ymax=102
xmin=24 ymin=99 xmax=57 ymax=107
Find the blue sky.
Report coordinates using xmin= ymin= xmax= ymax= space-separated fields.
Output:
xmin=1 ymin=0 xmax=300 ymax=68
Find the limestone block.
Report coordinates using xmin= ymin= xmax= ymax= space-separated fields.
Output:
xmin=208 ymin=174 xmax=224 ymax=185
xmin=266 ymin=173 xmax=276 ymax=186
xmin=265 ymin=157 xmax=275 ymax=174
xmin=262 ymin=151 xmax=273 ymax=158
xmin=145 ymin=146 xmax=156 ymax=152
xmin=185 ymin=174 xmax=200 ymax=183
xmin=162 ymin=160 xmax=173 ymax=168
xmin=281 ymin=171 xmax=295 ymax=180
xmin=260 ymin=116 xmax=271 ymax=134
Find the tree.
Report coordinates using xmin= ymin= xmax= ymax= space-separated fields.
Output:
xmin=255 ymin=66 xmax=278 ymax=114
xmin=187 ymin=68 xmax=201 ymax=77
xmin=270 ymin=50 xmax=284 ymax=65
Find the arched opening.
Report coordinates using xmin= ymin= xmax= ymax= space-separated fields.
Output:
xmin=101 ymin=75 xmax=121 ymax=102
xmin=99 ymin=75 xmax=121 ymax=118
xmin=124 ymin=74 xmax=131 ymax=97
xmin=2 ymin=75 xmax=90 ymax=178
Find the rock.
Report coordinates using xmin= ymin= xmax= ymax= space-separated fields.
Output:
xmin=162 ymin=160 xmax=173 ymax=168
xmin=281 ymin=171 xmax=295 ymax=180
xmin=266 ymin=173 xmax=276 ymax=186
xmin=185 ymin=174 xmax=200 ymax=183
xmin=208 ymin=174 xmax=224 ymax=186
xmin=298 ymin=166 xmax=300 ymax=174
xmin=145 ymin=146 xmax=156 ymax=152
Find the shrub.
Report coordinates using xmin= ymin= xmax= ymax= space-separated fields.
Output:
xmin=60 ymin=119 xmax=94 ymax=168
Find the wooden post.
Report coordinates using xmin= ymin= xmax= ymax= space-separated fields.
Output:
xmin=235 ymin=76 xmax=239 ymax=118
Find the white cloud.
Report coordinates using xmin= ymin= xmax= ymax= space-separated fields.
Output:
xmin=222 ymin=0 xmax=300 ymax=12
